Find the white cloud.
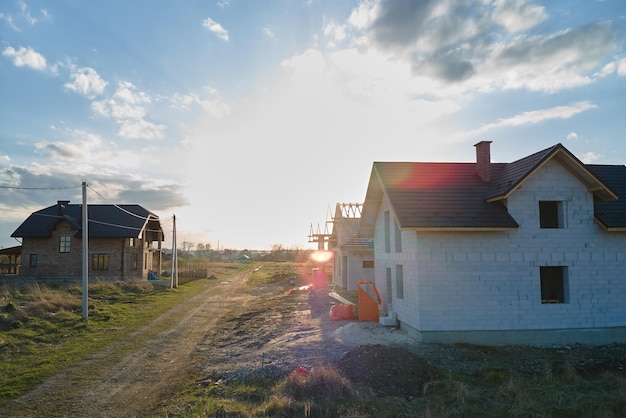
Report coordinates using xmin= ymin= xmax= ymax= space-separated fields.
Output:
xmin=322 ymin=19 xmax=347 ymax=47
xmin=32 ymin=128 xmax=152 ymax=174
xmin=117 ymin=119 xmax=165 ymax=140
xmin=579 ymin=152 xmax=601 ymax=164
xmin=171 ymin=86 xmax=230 ymax=119
xmin=596 ymin=57 xmax=626 ymax=78
xmin=202 ymin=17 xmax=229 ymax=41
xmin=2 ymin=45 xmax=46 ymax=70
xmin=113 ymin=80 xmax=151 ymax=104
xmin=91 ymin=82 xmax=165 ymax=139
xmin=262 ymin=27 xmax=275 ymax=38
xmin=18 ymin=0 xmax=37 ymax=25
xmin=566 ymin=132 xmax=578 ymax=141
xmin=64 ymin=67 xmax=108 ymax=97
xmin=464 ymin=101 xmax=597 ymax=137
xmin=492 ymin=0 xmax=547 ymax=33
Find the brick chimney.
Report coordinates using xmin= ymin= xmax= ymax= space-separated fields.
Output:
xmin=57 ymin=200 xmax=70 ymax=216
xmin=474 ymin=141 xmax=492 ymax=182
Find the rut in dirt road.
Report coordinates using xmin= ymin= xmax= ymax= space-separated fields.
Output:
xmin=3 ymin=271 xmax=255 ymax=418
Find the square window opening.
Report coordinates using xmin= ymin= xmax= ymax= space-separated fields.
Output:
xmin=539 ymin=201 xmax=564 ymax=228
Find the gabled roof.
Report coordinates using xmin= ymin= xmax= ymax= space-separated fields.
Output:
xmin=488 ymin=143 xmax=617 ymax=202
xmin=12 ymin=202 xmax=164 ymax=240
xmin=359 ymin=143 xmax=625 ymax=236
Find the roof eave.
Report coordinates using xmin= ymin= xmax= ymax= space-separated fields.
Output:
xmin=594 ymin=218 xmax=626 ymax=232
xmin=410 ymin=226 xmax=519 ymax=232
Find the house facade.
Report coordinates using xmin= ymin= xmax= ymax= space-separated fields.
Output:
xmin=327 ymin=203 xmax=374 ymax=292
xmin=359 ymin=142 xmax=626 ymax=345
xmin=12 ymin=201 xmax=164 ymax=281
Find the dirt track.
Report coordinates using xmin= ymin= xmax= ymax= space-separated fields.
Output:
xmin=4 ymin=270 xmax=259 ymax=417
xmin=2 ymin=269 xmax=357 ymax=417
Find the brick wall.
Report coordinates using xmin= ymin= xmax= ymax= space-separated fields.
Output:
xmin=19 ymin=220 xmax=149 ymax=280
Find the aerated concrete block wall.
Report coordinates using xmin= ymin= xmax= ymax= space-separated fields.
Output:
xmin=373 ymin=159 xmax=626 ymax=344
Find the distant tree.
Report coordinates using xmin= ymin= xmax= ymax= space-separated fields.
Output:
xmin=288 ymin=244 xmax=307 ymax=261
xmin=196 ymin=243 xmax=207 ymax=258
xmin=271 ymin=243 xmax=285 ymax=261
xmin=181 ymin=241 xmax=194 ymax=255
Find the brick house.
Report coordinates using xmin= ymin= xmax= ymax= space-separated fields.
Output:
xmin=359 ymin=142 xmax=626 ymax=345
xmin=12 ymin=201 xmax=164 ymax=280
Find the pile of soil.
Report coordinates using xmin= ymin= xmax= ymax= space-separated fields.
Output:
xmin=337 ymin=344 xmax=438 ymax=397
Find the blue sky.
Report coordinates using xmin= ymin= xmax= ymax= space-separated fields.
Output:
xmin=1 ymin=0 xmax=625 ymax=251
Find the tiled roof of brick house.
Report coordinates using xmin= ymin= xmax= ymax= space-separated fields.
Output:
xmin=12 ymin=201 xmax=164 ymax=239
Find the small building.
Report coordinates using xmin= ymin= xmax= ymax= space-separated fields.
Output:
xmin=359 ymin=142 xmax=626 ymax=345
xmin=0 ymin=246 xmax=22 ymax=275
xmin=11 ymin=200 xmax=164 ymax=281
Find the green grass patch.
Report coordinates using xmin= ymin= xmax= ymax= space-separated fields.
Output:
xmin=0 ymin=262 xmax=247 ymax=405
xmin=246 ymin=261 xmax=317 ymax=290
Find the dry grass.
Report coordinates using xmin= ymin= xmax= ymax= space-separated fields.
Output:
xmin=257 ymin=363 xmax=369 ymax=416
xmin=280 ymin=363 xmax=364 ymax=403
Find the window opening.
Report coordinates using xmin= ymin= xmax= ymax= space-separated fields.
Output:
xmin=384 ymin=211 xmax=391 ymax=253
xmin=539 ymin=201 xmax=564 ymax=228
xmin=394 ymin=220 xmax=402 ymax=253
xmin=59 ymin=235 xmax=71 ymax=253
xmin=396 ymin=264 xmax=404 ymax=299
xmin=540 ymin=266 xmax=567 ymax=303
xmin=92 ymin=253 xmax=110 ymax=271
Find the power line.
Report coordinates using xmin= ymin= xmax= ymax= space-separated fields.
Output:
xmin=0 ymin=185 xmax=81 ymax=190
xmin=87 ymin=184 xmax=157 ymax=222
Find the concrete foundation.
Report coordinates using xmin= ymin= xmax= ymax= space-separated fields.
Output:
xmin=400 ymin=322 xmax=626 ymax=346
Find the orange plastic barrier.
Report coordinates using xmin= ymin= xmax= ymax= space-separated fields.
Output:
xmin=356 ymin=280 xmax=381 ymax=321
xmin=330 ymin=303 xmax=356 ymax=321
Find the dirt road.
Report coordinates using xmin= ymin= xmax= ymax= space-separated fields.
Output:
xmin=4 ymin=270 xmax=255 ymax=416
xmin=3 ymin=268 xmax=358 ymax=417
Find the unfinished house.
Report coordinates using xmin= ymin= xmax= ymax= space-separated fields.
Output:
xmin=12 ymin=200 xmax=164 ymax=280
xmin=359 ymin=142 xmax=626 ymax=345
xmin=327 ymin=203 xmax=374 ymax=291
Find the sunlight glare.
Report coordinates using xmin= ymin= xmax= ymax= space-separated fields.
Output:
xmin=310 ymin=250 xmax=333 ymax=263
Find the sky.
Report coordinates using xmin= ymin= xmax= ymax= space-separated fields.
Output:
xmin=1 ymin=0 xmax=626 ymax=251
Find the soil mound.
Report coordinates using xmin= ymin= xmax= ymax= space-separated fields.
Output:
xmin=336 ymin=344 xmax=438 ymax=397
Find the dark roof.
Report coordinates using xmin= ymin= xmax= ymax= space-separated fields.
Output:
xmin=587 ymin=164 xmax=626 ymax=230
xmin=0 ymin=245 xmax=22 ymax=256
xmin=371 ymin=162 xmax=519 ymax=230
xmin=360 ymin=143 xmax=626 ymax=233
xmin=488 ymin=143 xmax=617 ymax=202
xmin=12 ymin=202 xmax=163 ymax=239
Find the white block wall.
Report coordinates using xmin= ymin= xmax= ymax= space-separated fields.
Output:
xmin=333 ymin=249 xmax=374 ymax=291
xmin=373 ymin=159 xmax=626 ymax=337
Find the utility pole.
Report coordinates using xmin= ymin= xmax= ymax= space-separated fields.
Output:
xmin=82 ymin=181 xmax=88 ymax=320
xmin=171 ymin=214 xmax=178 ymax=288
